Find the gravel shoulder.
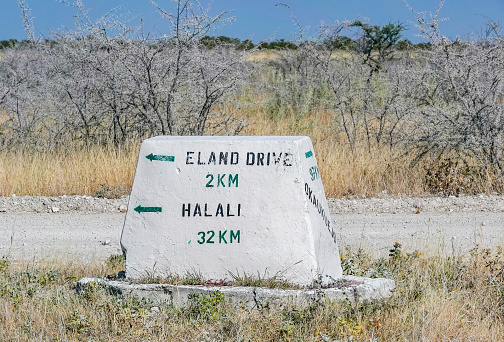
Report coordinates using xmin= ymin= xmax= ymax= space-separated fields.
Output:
xmin=1 ymin=195 xmax=504 ymax=262
xmin=1 ymin=194 xmax=503 ymax=214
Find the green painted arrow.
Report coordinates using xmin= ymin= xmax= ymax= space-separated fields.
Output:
xmin=146 ymin=153 xmax=175 ymax=162
xmin=134 ymin=205 xmax=162 ymax=213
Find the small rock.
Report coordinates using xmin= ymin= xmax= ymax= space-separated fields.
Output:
xmin=102 ymin=239 xmax=111 ymax=245
xmin=51 ymin=207 xmax=60 ymax=213
xmin=0 ymin=208 xmax=7 ymax=213
xmin=119 ymin=204 xmax=127 ymax=212
xmin=150 ymin=307 xmax=160 ymax=313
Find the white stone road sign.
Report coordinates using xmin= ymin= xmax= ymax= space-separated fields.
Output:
xmin=121 ymin=136 xmax=342 ymax=286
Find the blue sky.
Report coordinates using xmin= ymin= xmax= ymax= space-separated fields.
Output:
xmin=1 ymin=0 xmax=503 ymax=43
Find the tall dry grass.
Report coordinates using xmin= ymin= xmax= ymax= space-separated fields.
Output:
xmin=244 ymin=109 xmax=427 ymax=197
xmin=0 ymin=112 xmax=426 ymax=198
xmin=0 ymin=144 xmax=138 ymax=197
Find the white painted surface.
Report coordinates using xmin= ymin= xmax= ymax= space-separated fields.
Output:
xmin=121 ymin=136 xmax=342 ymax=286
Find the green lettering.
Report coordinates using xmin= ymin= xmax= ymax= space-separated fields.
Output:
xmin=229 ymin=174 xmax=239 ymax=187
xmin=230 ymin=230 xmax=241 ymax=243
xmin=219 ymin=230 xmax=228 ymax=244
xmin=197 ymin=231 xmax=205 ymax=244
xmin=207 ymin=230 xmax=215 ymax=244
xmin=309 ymin=166 xmax=320 ymax=181
xmin=217 ymin=174 xmax=226 ymax=187
xmin=206 ymin=174 xmax=214 ymax=187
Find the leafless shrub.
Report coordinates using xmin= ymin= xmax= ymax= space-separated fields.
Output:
xmin=405 ymin=1 xmax=504 ymax=183
xmin=0 ymin=0 xmax=251 ymax=149
xmin=2 ymin=0 xmax=504 ymax=196
xmin=259 ymin=19 xmax=416 ymax=152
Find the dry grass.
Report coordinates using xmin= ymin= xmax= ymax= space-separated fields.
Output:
xmin=1 ymin=243 xmax=504 ymax=341
xmin=246 ymin=50 xmax=282 ymax=62
xmin=0 ymin=118 xmax=426 ymax=198
xmin=4 ymin=104 xmax=493 ymax=198
xmin=243 ymin=109 xmax=426 ymax=197
xmin=0 ymin=144 xmax=138 ymax=197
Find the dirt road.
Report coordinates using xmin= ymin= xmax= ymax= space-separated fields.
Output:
xmin=1 ymin=195 xmax=503 ymax=262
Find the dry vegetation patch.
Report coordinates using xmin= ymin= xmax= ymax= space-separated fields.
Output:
xmin=2 ymin=244 xmax=504 ymax=340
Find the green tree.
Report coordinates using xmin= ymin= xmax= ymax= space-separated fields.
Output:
xmin=0 ymin=39 xmax=19 ymax=49
xmin=351 ymin=21 xmax=405 ymax=73
xmin=323 ymin=35 xmax=354 ymax=50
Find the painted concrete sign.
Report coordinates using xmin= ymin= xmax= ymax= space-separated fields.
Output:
xmin=121 ymin=136 xmax=342 ymax=286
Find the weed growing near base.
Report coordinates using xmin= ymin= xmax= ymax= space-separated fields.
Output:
xmin=135 ymin=269 xmax=298 ymax=289
xmin=2 ymin=243 xmax=504 ymax=340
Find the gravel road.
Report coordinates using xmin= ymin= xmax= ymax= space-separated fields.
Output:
xmin=1 ymin=194 xmax=503 ymax=262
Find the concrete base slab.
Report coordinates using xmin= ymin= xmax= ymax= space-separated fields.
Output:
xmin=77 ymin=276 xmax=395 ymax=309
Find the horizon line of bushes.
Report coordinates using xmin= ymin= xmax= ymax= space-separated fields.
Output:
xmin=1 ymin=34 xmax=432 ymax=52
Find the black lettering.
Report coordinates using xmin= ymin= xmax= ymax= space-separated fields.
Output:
xmin=266 ymin=152 xmax=271 ymax=165
xmin=257 ymin=152 xmax=265 ymax=166
xmin=208 ymin=152 xmax=216 ymax=165
xmin=231 ymin=152 xmax=239 ymax=165
xmin=219 ymin=152 xmax=228 ymax=165
xmin=305 ymin=183 xmax=336 ymax=243
xmin=284 ymin=152 xmax=292 ymax=166
xmin=216 ymin=203 xmax=224 ymax=217
xmin=272 ymin=152 xmax=282 ymax=164
xmin=246 ymin=152 xmax=255 ymax=165
xmin=193 ymin=203 xmax=201 ymax=216
xmin=204 ymin=203 xmax=212 ymax=217
xmin=226 ymin=204 xmax=234 ymax=217
xmin=182 ymin=203 xmax=190 ymax=217
xmin=197 ymin=152 xmax=206 ymax=165
xmin=186 ymin=152 xmax=194 ymax=164
xmin=238 ymin=204 xmax=241 ymax=216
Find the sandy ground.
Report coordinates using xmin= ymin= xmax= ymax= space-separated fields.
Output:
xmin=0 ymin=213 xmax=123 ymax=263
xmin=1 ymin=195 xmax=503 ymax=262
